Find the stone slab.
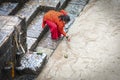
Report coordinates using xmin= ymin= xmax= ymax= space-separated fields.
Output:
xmin=16 ymin=0 xmax=60 ymax=26
xmin=26 ymin=0 xmax=68 ymax=50
xmin=0 ymin=16 xmax=26 ymax=56
xmin=0 ymin=30 xmax=13 ymax=47
xmin=69 ymin=0 xmax=89 ymax=6
xmin=16 ymin=52 xmax=47 ymax=75
xmin=27 ymin=37 xmax=37 ymax=50
xmin=27 ymin=26 xmax=49 ymax=50
xmin=0 ymin=2 xmax=20 ymax=15
xmin=27 ymin=12 xmax=44 ymax=38
xmin=0 ymin=16 xmax=21 ymax=46
xmin=39 ymin=0 xmax=60 ymax=8
xmin=0 ymin=16 xmax=21 ymax=29
xmin=37 ymin=31 xmax=61 ymax=50
xmin=65 ymin=3 xmax=84 ymax=17
xmin=65 ymin=0 xmax=89 ymax=17
xmin=59 ymin=0 xmax=70 ymax=9
xmin=65 ymin=14 xmax=75 ymax=32
xmin=16 ymin=0 xmax=41 ymax=25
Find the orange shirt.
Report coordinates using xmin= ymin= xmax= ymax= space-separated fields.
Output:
xmin=42 ymin=10 xmax=67 ymax=36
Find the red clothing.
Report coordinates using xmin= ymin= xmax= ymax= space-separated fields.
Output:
xmin=42 ymin=10 xmax=67 ymax=37
xmin=46 ymin=20 xmax=61 ymax=39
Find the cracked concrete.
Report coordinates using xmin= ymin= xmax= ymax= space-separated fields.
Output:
xmin=36 ymin=0 xmax=120 ymax=80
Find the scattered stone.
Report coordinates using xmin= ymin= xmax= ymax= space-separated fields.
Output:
xmin=64 ymin=54 xmax=68 ymax=58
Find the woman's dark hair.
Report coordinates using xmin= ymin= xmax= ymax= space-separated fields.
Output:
xmin=59 ymin=15 xmax=70 ymax=23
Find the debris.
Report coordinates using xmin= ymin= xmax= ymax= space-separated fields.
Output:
xmin=64 ymin=54 xmax=68 ymax=58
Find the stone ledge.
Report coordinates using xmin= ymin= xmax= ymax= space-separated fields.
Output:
xmin=16 ymin=0 xmax=61 ymax=26
xmin=15 ymin=52 xmax=47 ymax=75
xmin=26 ymin=0 xmax=68 ymax=51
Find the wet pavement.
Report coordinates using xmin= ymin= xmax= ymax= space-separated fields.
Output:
xmin=36 ymin=0 xmax=120 ymax=80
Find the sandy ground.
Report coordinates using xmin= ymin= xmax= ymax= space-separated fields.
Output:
xmin=36 ymin=0 xmax=120 ymax=80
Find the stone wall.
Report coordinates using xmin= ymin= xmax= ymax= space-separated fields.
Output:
xmin=0 ymin=16 xmax=27 ymax=80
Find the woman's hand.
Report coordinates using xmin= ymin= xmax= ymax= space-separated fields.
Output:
xmin=66 ymin=35 xmax=70 ymax=41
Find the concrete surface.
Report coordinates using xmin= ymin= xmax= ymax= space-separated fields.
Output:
xmin=36 ymin=0 xmax=120 ymax=80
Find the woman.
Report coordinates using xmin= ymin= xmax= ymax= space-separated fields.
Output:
xmin=42 ymin=10 xmax=70 ymax=41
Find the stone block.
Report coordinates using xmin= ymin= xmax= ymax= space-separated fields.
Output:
xmin=27 ymin=13 xmax=43 ymax=38
xmin=0 ymin=2 xmax=25 ymax=15
xmin=70 ymin=0 xmax=89 ymax=6
xmin=16 ymin=0 xmax=41 ymax=26
xmin=16 ymin=52 xmax=47 ymax=75
xmin=38 ymin=31 xmax=61 ymax=50
xmin=65 ymin=3 xmax=84 ymax=17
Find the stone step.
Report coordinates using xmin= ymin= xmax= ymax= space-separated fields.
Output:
xmin=58 ymin=0 xmax=71 ymax=10
xmin=16 ymin=0 xmax=61 ymax=26
xmin=36 ymin=0 xmax=89 ymax=59
xmin=0 ymin=2 xmax=22 ymax=15
xmin=65 ymin=0 xmax=89 ymax=17
xmin=26 ymin=0 xmax=68 ymax=50
xmin=14 ymin=0 xmax=70 ymax=77
xmin=69 ymin=0 xmax=89 ymax=6
xmin=27 ymin=12 xmax=45 ymax=50
xmin=39 ymin=0 xmax=60 ymax=11
xmin=36 ymin=14 xmax=75 ymax=59
xmin=39 ymin=0 xmax=69 ymax=11
xmin=27 ymin=12 xmax=49 ymax=50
